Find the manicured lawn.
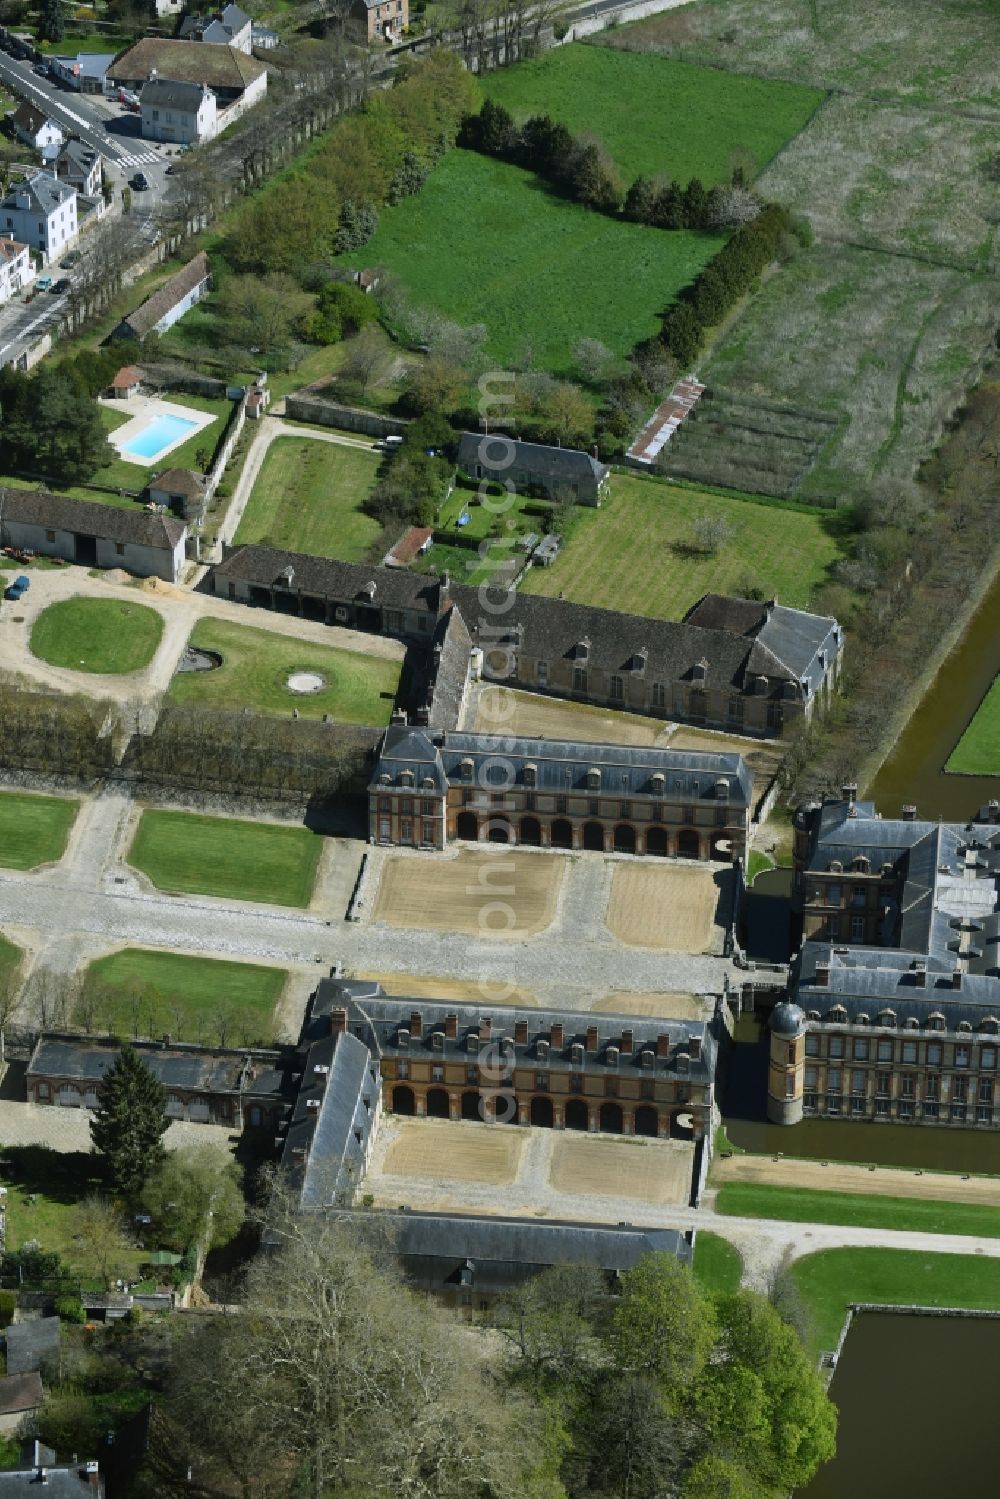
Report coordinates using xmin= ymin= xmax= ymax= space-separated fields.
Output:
xmin=128 ymin=808 xmax=323 ymax=907
xmin=84 ymin=948 xmax=288 ymax=1046
xmin=0 ymin=791 xmax=79 ymax=870
xmin=340 ymin=149 xmax=725 ymax=374
xmin=792 ymin=1248 xmax=1000 ymax=1355
xmin=234 ymin=436 xmax=384 ymax=562
xmin=746 ymin=850 xmax=774 ymax=883
xmin=716 ymin=1183 xmax=1000 ymax=1240
xmin=30 ymin=598 xmax=164 ymax=674
xmin=947 ymin=676 xmax=1000 ymax=775
xmin=0 ymin=933 xmax=22 ymax=989
xmin=483 ymin=45 xmax=825 ymax=182
xmin=693 ymin=1231 xmax=743 ymax=1295
xmin=167 ymin=617 xmax=401 ymax=725
xmin=520 ymin=475 xmax=843 ymax=619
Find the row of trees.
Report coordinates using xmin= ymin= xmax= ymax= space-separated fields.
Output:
xmin=136 ymin=1198 xmax=836 ymax=1499
xmin=459 ymin=100 xmax=760 ymax=229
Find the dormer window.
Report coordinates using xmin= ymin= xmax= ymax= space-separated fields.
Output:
xmin=651 ymin=772 xmax=665 ymax=795
xmin=877 ymin=1009 xmax=896 ymax=1029
xmin=587 ymin=767 xmax=601 ymax=791
xmin=576 ymin=638 xmax=590 ymax=661
xmin=461 ymin=758 xmax=474 ymax=782
xmin=692 ymin=660 xmax=707 ymax=684
xmin=830 ymin=1005 xmax=847 ymax=1022
xmin=524 ymin=764 xmax=537 ymax=788
xmin=754 ymin=674 xmax=768 ymax=695
xmin=398 ymin=770 xmax=414 ymax=787
xmin=714 ymin=779 xmax=729 ymax=801
xmin=422 ymin=776 xmax=435 ymax=790
xmin=853 ymin=855 xmax=870 ymax=873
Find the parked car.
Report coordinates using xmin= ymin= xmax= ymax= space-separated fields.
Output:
xmin=4 ymin=574 xmax=30 ymax=601
xmin=32 ymin=61 xmax=48 ymax=75
xmin=51 ymin=278 xmax=72 ymax=294
xmin=61 ymin=250 xmax=80 ymax=267
xmin=130 ymin=172 xmax=148 ymax=191
xmin=35 ymin=274 xmax=51 ymax=291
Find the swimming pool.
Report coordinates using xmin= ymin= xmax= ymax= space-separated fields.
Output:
xmin=121 ymin=413 xmax=199 ymax=461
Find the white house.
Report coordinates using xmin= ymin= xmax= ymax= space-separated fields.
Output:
xmin=54 ymin=138 xmax=102 ymax=200
xmin=180 ymin=3 xmax=253 ymax=52
xmin=0 ymin=236 xmax=34 ymax=305
xmin=0 ymin=172 xmax=77 ymax=262
xmin=139 ymin=77 xmax=217 ymax=144
xmin=0 ymin=488 xmax=188 ymax=582
xmin=48 ymin=52 xmax=115 ymax=93
xmin=9 ymin=101 xmax=62 ymax=154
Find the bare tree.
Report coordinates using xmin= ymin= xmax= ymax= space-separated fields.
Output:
xmin=338 ymin=324 xmax=384 ymax=397
xmin=0 ymin=955 xmax=23 ymax=1066
xmin=72 ymin=1195 xmax=137 ymax=1290
xmin=692 ymin=512 xmax=735 ymax=555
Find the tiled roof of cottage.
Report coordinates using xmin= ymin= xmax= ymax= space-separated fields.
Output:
xmin=0 ymin=486 xmax=185 ymax=550
xmin=121 ymin=252 xmax=210 ymax=337
xmin=110 ymin=36 xmax=265 ymax=89
xmin=457 ymin=432 xmax=608 ymax=484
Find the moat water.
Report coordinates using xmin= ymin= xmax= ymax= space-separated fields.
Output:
xmin=866 ymin=568 xmax=1000 ymax=820
xmin=797 ymin=1313 xmax=1000 ymax=1497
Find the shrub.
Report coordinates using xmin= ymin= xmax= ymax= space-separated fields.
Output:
xmin=0 ymin=1292 xmax=15 ymax=1329
xmin=55 ymin=1295 xmax=86 ymax=1325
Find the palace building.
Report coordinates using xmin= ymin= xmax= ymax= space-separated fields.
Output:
xmin=368 ymin=726 xmax=752 ymax=860
xmin=768 ymin=794 xmax=1000 ymax=1129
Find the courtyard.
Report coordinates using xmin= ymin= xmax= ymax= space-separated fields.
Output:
xmin=605 ymin=863 xmax=734 ymax=954
xmin=364 ymin=1115 xmax=695 ymax=1221
xmin=371 ymin=847 xmax=566 ymax=938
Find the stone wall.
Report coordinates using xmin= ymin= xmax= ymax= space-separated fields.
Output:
xmin=285 ymin=395 xmax=409 ymax=439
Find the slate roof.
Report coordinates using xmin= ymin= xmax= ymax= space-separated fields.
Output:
xmin=372 ymin=723 xmax=752 ymax=806
xmin=27 ymin=1036 xmax=246 ymax=1093
xmin=148 ymin=467 xmax=206 ymax=497
xmin=685 ymin=593 xmax=841 ymax=697
xmin=109 ymin=37 xmax=266 ymax=89
xmin=0 ymin=487 xmax=185 ymax=551
xmin=424 ymin=605 xmax=472 ymax=731
xmin=0 ymin=1372 xmax=43 ymax=1416
xmin=683 ymin=593 xmax=766 ymax=635
xmin=55 ymin=138 xmax=99 ymax=179
xmin=5 ymin=1319 xmax=60 ymax=1376
xmin=0 ymin=1470 xmax=100 ymax=1496
xmin=215 ymin=545 xmax=446 ymax=615
xmin=1 ymin=172 xmax=73 ymax=218
xmin=140 ymin=77 xmax=209 ymax=113
xmin=457 ymin=432 xmax=608 ymax=487
xmin=281 ymin=1031 xmax=379 ymax=1209
xmin=120 ymin=252 xmax=210 ymax=338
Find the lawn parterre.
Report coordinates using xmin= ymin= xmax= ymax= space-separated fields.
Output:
xmin=946 ymin=677 xmax=1000 ymax=776
xmin=483 ymin=46 xmax=825 ymax=183
xmin=0 ymin=791 xmax=79 ymax=870
xmin=84 ymin=948 xmax=288 ymax=1046
xmin=692 ymin=1231 xmax=743 ymax=1296
xmin=715 ymin=1183 xmax=1000 ymax=1240
xmin=167 ymin=618 xmax=401 ymax=725
xmin=233 ymin=436 xmax=384 ymax=562
xmin=30 ymin=598 xmax=164 ymax=675
xmin=340 ymin=149 xmax=725 ymax=374
xmin=520 ymin=475 xmax=843 ymax=618
xmin=792 ymin=1248 xmax=1000 ymax=1356
xmin=129 ymin=809 xmax=322 ymax=907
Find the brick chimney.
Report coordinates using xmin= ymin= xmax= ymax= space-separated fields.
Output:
xmin=586 ymin=1025 xmax=599 ymax=1053
xmin=550 ymin=1021 xmax=564 ymax=1049
xmin=656 ymin=1032 xmax=670 ymax=1057
xmin=409 ymin=1009 xmax=422 ymax=1039
xmin=621 ymin=1027 xmax=634 ymax=1054
xmin=480 ymin=1016 xmax=492 ymax=1042
xmin=445 ymin=1012 xmax=458 ymax=1039
xmin=514 ymin=1019 xmax=528 ymax=1045
xmin=329 ymin=1006 xmax=347 ymax=1037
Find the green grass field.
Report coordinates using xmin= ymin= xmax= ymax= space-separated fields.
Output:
xmin=947 ymin=677 xmax=1000 ymax=776
xmin=0 ymin=1145 xmax=145 ymax=1277
xmin=30 ymin=597 xmax=164 ymax=675
xmin=792 ymin=1248 xmax=1000 ymax=1355
xmin=129 ymin=808 xmax=322 ymax=907
xmin=692 ymin=1231 xmax=743 ymax=1295
xmin=168 ymin=618 xmax=400 ymax=725
xmin=84 ymin=948 xmax=288 ymax=1046
xmin=716 ymin=1183 xmax=1000 ymax=1240
xmin=0 ymin=791 xmax=79 ymax=870
xmin=0 ymin=933 xmax=22 ymax=990
xmin=340 ymin=149 xmax=725 ymax=374
xmin=520 ymin=475 xmax=843 ymax=618
xmin=483 ymin=45 xmax=825 ymax=183
xmin=234 ymin=436 xmax=384 ymax=562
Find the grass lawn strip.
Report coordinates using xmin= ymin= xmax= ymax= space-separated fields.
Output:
xmin=692 ymin=1231 xmax=743 ymax=1296
xmin=0 ymin=933 xmax=22 ymax=990
xmin=85 ymin=948 xmax=288 ymax=1046
xmin=340 ymin=149 xmax=725 ymax=375
xmin=521 ymin=474 xmax=842 ymax=618
xmin=946 ymin=676 xmax=1000 ymax=776
xmin=129 ymin=809 xmax=322 ymax=907
xmin=30 ymin=597 xmax=164 ymax=675
xmin=716 ymin=1182 xmax=1000 ymax=1239
xmin=0 ymin=791 xmax=79 ymax=870
xmin=233 ymin=435 xmax=383 ymax=562
xmin=483 ymin=45 xmax=825 ymax=183
xmin=167 ymin=617 xmax=400 ymax=725
xmin=792 ymin=1248 xmax=1000 ymax=1356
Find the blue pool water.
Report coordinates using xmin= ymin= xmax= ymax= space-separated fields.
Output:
xmin=121 ymin=413 xmax=198 ymax=460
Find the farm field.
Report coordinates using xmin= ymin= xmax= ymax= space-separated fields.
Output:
xmin=30 ymin=597 xmax=164 ymax=675
xmin=84 ymin=948 xmax=289 ymax=1047
xmin=483 ymin=45 xmax=825 ymax=183
xmin=128 ymin=809 xmax=322 ymax=907
xmin=602 ymin=0 xmax=1000 ymax=500
xmin=167 ymin=618 xmax=401 ymax=725
xmin=233 ymin=436 xmax=384 ymax=562
xmin=946 ymin=677 xmax=1000 ymax=776
xmin=0 ymin=790 xmax=78 ymax=869
xmin=792 ymin=1248 xmax=1000 ymax=1357
xmin=340 ymin=149 xmax=725 ymax=374
xmin=520 ymin=475 xmax=842 ymax=616
xmin=473 ymin=686 xmax=665 ymax=747
xmin=605 ymin=864 xmax=729 ymax=953
xmin=372 ymin=849 xmax=564 ymax=937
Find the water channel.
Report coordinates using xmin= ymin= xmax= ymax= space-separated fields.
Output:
xmin=866 ymin=567 xmax=1000 ymax=820
xmin=797 ymin=1312 xmax=1000 ymax=1497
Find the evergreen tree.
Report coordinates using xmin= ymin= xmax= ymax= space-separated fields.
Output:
xmin=90 ymin=1044 xmax=168 ymax=1197
xmin=623 ymin=174 xmax=658 ymax=223
xmin=38 ymin=0 xmax=63 ymax=42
